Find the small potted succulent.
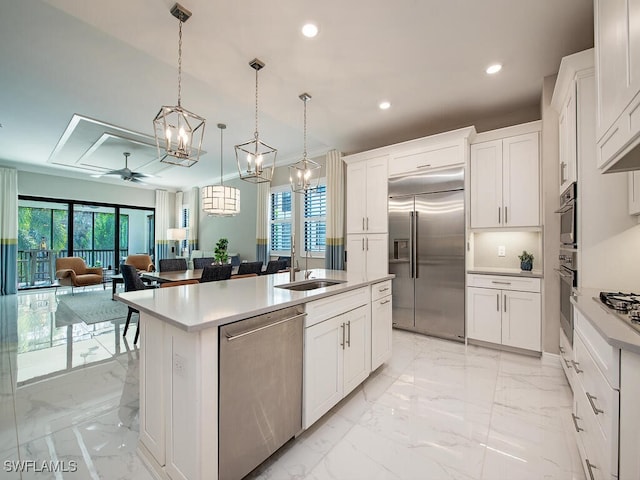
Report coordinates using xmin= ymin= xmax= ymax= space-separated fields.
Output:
xmin=214 ymin=237 xmax=229 ymax=265
xmin=518 ymin=250 xmax=534 ymax=271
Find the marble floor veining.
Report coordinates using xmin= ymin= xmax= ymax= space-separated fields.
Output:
xmin=0 ymin=288 xmax=584 ymax=479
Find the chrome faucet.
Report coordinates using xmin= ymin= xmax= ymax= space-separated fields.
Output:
xmin=290 ymin=231 xmax=296 ymax=282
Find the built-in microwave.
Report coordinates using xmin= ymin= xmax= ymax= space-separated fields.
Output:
xmin=556 ymin=183 xmax=576 ymax=247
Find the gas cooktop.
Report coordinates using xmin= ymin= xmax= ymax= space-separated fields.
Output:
xmin=598 ymin=292 xmax=640 ymax=334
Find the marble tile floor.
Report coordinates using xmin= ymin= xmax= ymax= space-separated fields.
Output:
xmin=0 ymin=288 xmax=584 ymax=479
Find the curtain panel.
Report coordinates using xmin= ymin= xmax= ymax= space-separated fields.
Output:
xmin=154 ymin=190 xmax=171 ymax=267
xmin=325 ymin=150 xmax=345 ymax=270
xmin=0 ymin=167 xmax=18 ymax=294
xmin=188 ymin=186 xmax=199 ymax=252
xmin=256 ymin=181 xmax=269 ymax=265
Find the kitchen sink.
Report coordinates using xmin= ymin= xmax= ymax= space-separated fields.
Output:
xmin=275 ymin=279 xmax=346 ymax=291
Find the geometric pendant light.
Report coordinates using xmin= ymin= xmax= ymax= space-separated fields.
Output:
xmin=202 ymin=124 xmax=241 ymax=216
xmin=235 ymin=58 xmax=277 ymax=183
xmin=289 ymin=93 xmax=320 ymax=194
xmin=153 ymin=3 xmax=205 ymax=167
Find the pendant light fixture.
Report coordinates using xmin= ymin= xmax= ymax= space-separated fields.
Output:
xmin=202 ymin=124 xmax=241 ymax=216
xmin=235 ymin=59 xmax=277 ymax=183
xmin=289 ymin=93 xmax=320 ymax=193
xmin=153 ymin=3 xmax=205 ymax=167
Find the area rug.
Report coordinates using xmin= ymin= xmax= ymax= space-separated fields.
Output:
xmin=57 ymin=289 xmax=129 ymax=325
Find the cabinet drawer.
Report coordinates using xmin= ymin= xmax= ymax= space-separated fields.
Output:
xmin=305 ymin=287 xmax=370 ymax=328
xmin=574 ymin=333 xmax=619 ymax=477
xmin=371 ymin=280 xmax=392 ymax=301
xmin=574 ymin=383 xmax=617 ymax=479
xmin=574 ymin=309 xmax=620 ymax=388
xmin=389 ymin=144 xmax=462 ymax=177
xmin=466 ymin=274 xmax=541 ymax=293
xmin=559 ymin=327 xmax=575 ymax=392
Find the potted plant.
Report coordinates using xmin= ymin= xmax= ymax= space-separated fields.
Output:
xmin=214 ymin=238 xmax=229 ymax=265
xmin=518 ymin=250 xmax=534 ymax=271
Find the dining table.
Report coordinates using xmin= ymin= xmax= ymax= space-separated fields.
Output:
xmin=141 ymin=266 xmax=241 ymax=284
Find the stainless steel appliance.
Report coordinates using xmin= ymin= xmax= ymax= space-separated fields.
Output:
xmin=388 ymin=167 xmax=465 ymax=341
xmin=557 ymin=249 xmax=577 ymax=345
xmin=557 ymin=182 xmax=577 ymax=247
xmin=598 ymin=292 xmax=640 ymax=334
xmin=218 ymin=306 xmax=305 ymax=480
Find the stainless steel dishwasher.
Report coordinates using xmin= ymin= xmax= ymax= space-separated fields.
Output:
xmin=218 ymin=305 xmax=305 ymax=480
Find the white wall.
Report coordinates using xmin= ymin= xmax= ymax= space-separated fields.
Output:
xmin=472 ymin=232 xmax=542 ymax=271
xmin=198 ymin=177 xmax=258 ymax=261
xmin=16 ymin=170 xmax=156 ymax=207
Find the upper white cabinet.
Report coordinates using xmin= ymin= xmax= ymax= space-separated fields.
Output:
xmin=388 ymin=144 xmax=462 ymax=177
xmin=552 ymin=49 xmax=595 ymax=194
xmin=346 ymin=156 xmax=388 ymax=234
xmin=470 ymin=130 xmax=540 ymax=228
xmin=595 ymin=0 xmax=640 ymax=172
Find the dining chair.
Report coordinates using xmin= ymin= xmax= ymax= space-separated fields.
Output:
xmin=193 ymin=257 xmax=216 ymax=269
xmin=277 ymin=256 xmax=291 ymax=268
xmin=159 ymin=258 xmax=188 ymax=272
xmin=200 ymin=265 xmax=233 ymax=283
xmin=237 ymin=261 xmax=263 ymax=276
xmin=263 ymin=260 xmax=286 ymax=275
xmin=120 ymin=264 xmax=156 ymax=344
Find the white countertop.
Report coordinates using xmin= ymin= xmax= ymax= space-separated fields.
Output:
xmin=467 ymin=267 xmax=543 ymax=278
xmin=116 ymin=269 xmax=394 ymax=332
xmin=572 ymin=288 xmax=640 ymax=354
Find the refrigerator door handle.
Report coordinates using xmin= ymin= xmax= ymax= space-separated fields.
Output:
xmin=414 ymin=211 xmax=419 ymax=279
xmin=409 ymin=211 xmax=414 ymax=278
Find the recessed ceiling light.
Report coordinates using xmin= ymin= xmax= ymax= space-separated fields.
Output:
xmin=379 ymin=101 xmax=391 ymax=110
xmin=486 ymin=64 xmax=502 ymax=75
xmin=302 ymin=23 xmax=318 ymax=38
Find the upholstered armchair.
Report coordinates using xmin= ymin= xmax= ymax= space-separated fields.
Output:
xmin=55 ymin=257 xmax=103 ymax=292
xmin=125 ymin=254 xmax=155 ymax=273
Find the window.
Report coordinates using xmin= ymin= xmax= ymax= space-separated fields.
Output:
xmin=270 ymin=186 xmax=292 ymax=255
xmin=180 ymin=206 xmax=189 ymax=253
xmin=301 ymin=183 xmax=326 ymax=257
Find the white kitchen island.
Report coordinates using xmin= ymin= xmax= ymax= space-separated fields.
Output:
xmin=117 ymin=269 xmax=393 ymax=480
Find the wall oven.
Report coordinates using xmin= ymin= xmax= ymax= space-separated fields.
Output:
xmin=556 ymin=182 xmax=577 ymax=247
xmin=557 ymin=249 xmax=577 ymax=345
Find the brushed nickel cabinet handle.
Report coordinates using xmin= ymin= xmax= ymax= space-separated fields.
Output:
xmin=380 ymin=299 xmax=391 ymax=305
xmin=571 ymin=360 xmax=583 ymax=374
xmin=505 ymin=206 xmax=508 ymax=224
xmin=378 ymin=287 xmax=389 ymax=292
xmin=362 ymin=217 xmax=365 ymax=230
xmin=504 ymin=294 xmax=507 ymax=312
xmin=586 ymin=392 xmax=603 ymax=415
xmin=571 ymin=413 xmax=583 ymax=432
xmin=417 ymin=164 xmax=432 ymax=169
xmin=491 ymin=281 xmax=512 ymax=285
xmin=346 ymin=321 xmax=351 ymax=347
xmin=498 ymin=207 xmax=501 ymax=224
xmin=366 ymin=217 xmax=369 ymax=230
xmin=585 ymin=459 xmax=596 ymax=480
xmin=340 ymin=323 xmax=345 ymax=350
xmin=362 ymin=238 xmax=365 ymax=250
xmin=496 ymin=293 xmax=500 ymax=311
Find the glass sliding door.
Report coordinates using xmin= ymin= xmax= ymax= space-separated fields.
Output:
xmin=120 ymin=208 xmax=154 ymax=267
xmin=17 ymin=200 xmax=69 ymax=287
xmin=73 ymin=205 xmax=116 ymax=269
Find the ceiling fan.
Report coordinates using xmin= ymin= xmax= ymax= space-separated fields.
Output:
xmin=91 ymin=152 xmax=150 ymax=183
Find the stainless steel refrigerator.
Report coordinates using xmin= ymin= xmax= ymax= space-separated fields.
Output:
xmin=388 ymin=166 xmax=465 ymax=342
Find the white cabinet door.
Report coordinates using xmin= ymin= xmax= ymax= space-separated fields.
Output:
xmin=346 ymin=162 xmax=367 ymax=234
xmin=502 ymin=132 xmax=540 ymax=227
xmin=371 ymin=294 xmax=392 ymax=371
xmin=628 ymin=171 xmax=640 ymax=215
xmin=501 ymin=290 xmax=541 ymax=351
xmin=304 ymin=315 xmax=344 ymax=428
xmin=366 ymin=157 xmax=389 ymax=233
xmin=467 ymin=287 xmax=502 ymax=344
xmin=365 ymin=234 xmax=388 ymax=277
xmin=343 ymin=305 xmax=371 ymax=395
xmin=559 ymin=88 xmax=577 ymax=194
xmin=346 ymin=234 xmax=366 ymax=275
xmin=595 ymin=0 xmax=630 ymax=140
xmin=470 ymin=140 xmax=502 ymax=228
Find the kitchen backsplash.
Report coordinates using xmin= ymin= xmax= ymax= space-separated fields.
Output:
xmin=471 ymin=231 xmax=542 ymax=271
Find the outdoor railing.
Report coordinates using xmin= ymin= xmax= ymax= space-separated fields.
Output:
xmin=17 ymin=249 xmax=130 ymax=286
